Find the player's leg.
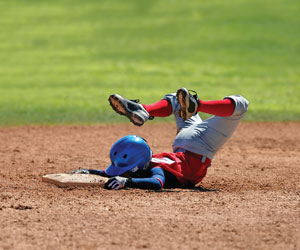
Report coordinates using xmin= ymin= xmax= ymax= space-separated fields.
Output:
xmin=153 ymin=88 xmax=236 ymax=134
xmin=142 ymin=99 xmax=173 ymax=117
xmin=173 ymin=93 xmax=249 ymax=160
xmin=108 ymin=94 xmax=173 ymax=126
xmin=176 ymin=87 xmax=235 ymax=120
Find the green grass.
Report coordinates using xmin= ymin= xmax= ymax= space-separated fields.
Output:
xmin=0 ymin=0 xmax=300 ymax=125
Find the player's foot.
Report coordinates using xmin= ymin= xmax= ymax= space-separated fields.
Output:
xmin=176 ymin=88 xmax=199 ymax=121
xmin=108 ymin=94 xmax=152 ymax=126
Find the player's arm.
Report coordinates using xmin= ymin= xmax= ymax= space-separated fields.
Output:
xmin=105 ymin=167 xmax=165 ymax=190
xmin=71 ymin=169 xmax=109 ymax=177
xmin=127 ymin=167 xmax=165 ymax=190
xmin=88 ymin=169 xmax=109 ymax=177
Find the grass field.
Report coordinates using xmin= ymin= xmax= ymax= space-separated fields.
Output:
xmin=0 ymin=0 xmax=299 ymax=125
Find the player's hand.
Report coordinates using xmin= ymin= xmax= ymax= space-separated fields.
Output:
xmin=104 ymin=176 xmax=128 ymax=190
xmin=69 ymin=169 xmax=90 ymax=174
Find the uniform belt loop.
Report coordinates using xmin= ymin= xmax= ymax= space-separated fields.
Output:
xmin=201 ymin=156 xmax=206 ymax=163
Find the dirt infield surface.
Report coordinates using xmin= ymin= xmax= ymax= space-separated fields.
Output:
xmin=0 ymin=122 xmax=299 ymax=250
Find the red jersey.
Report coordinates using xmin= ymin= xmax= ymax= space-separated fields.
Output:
xmin=150 ymin=151 xmax=211 ymax=187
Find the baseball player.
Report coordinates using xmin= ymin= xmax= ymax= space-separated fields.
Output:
xmin=73 ymin=87 xmax=249 ymax=190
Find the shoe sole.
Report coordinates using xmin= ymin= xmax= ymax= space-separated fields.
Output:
xmin=176 ymin=88 xmax=189 ymax=120
xmin=108 ymin=95 xmax=144 ymax=126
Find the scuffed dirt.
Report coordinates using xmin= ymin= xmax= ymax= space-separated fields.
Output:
xmin=0 ymin=122 xmax=299 ymax=250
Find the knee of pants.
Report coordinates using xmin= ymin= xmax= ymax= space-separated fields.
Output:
xmin=228 ymin=95 xmax=249 ymax=116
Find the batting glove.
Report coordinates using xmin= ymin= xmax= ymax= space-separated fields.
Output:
xmin=69 ymin=169 xmax=90 ymax=174
xmin=105 ymin=176 xmax=128 ymax=190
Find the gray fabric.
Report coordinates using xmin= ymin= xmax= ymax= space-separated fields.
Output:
xmin=163 ymin=94 xmax=249 ymax=160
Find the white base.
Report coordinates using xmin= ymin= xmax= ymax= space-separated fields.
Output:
xmin=42 ymin=173 xmax=108 ymax=187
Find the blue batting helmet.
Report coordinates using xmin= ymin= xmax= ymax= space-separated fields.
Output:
xmin=105 ymin=135 xmax=152 ymax=176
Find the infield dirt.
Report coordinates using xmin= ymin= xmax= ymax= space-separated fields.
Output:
xmin=0 ymin=122 xmax=299 ymax=250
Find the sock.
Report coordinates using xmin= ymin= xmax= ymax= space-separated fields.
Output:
xmin=143 ymin=99 xmax=173 ymax=117
xmin=197 ymin=98 xmax=235 ymax=117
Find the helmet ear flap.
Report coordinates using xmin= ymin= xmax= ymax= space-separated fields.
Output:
xmin=130 ymin=149 xmax=152 ymax=177
xmin=143 ymin=150 xmax=152 ymax=170
xmin=130 ymin=166 xmax=139 ymax=173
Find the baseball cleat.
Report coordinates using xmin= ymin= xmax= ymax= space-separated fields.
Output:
xmin=108 ymin=94 xmax=152 ymax=126
xmin=176 ymin=87 xmax=199 ymax=121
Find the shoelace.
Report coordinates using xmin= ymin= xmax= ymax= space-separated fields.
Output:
xmin=188 ymin=89 xmax=198 ymax=98
xmin=130 ymin=99 xmax=140 ymax=103
xmin=188 ymin=90 xmax=200 ymax=105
